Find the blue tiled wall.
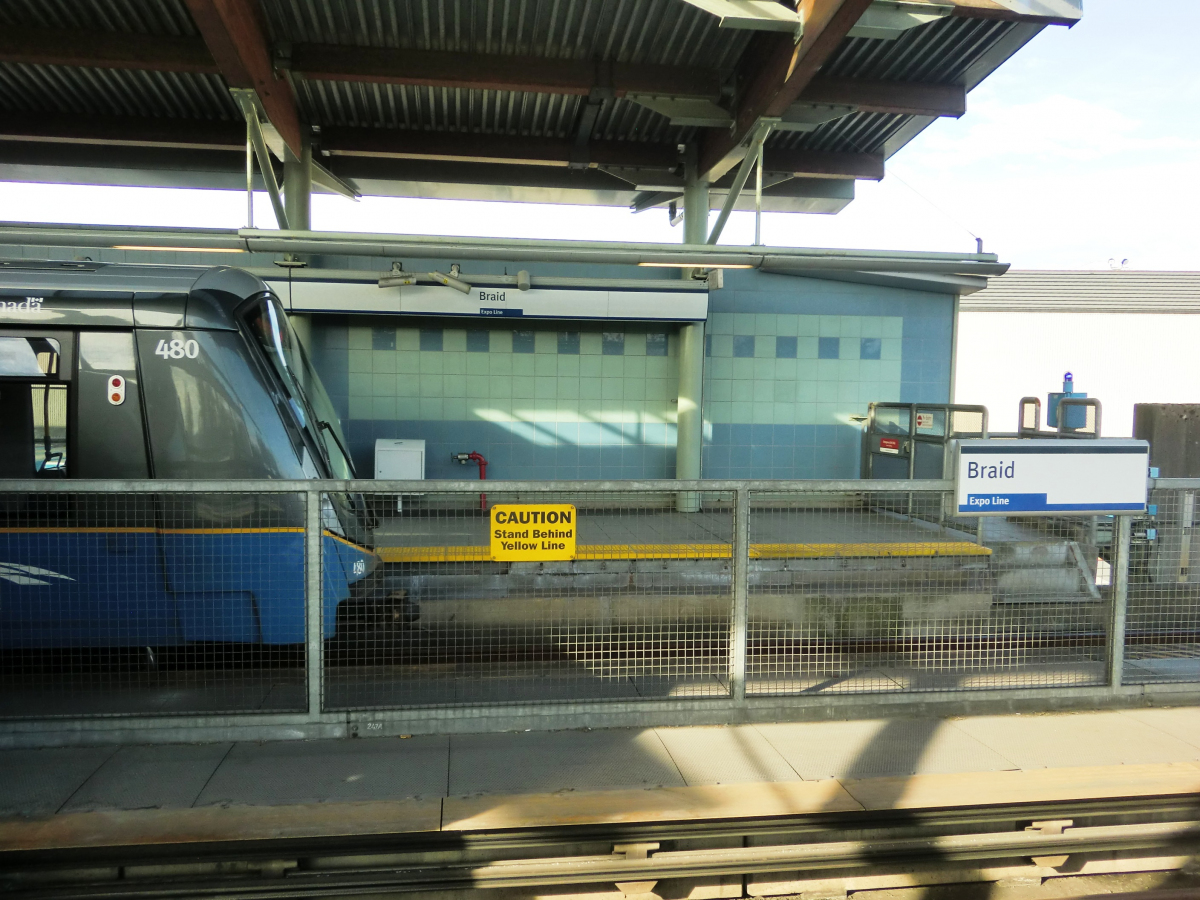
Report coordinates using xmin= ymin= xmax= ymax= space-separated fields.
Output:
xmin=305 ymin=261 xmax=954 ymax=481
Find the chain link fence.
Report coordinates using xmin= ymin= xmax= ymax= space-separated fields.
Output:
xmin=746 ymin=487 xmax=1107 ymax=696
xmin=1124 ymin=483 xmax=1200 ymax=684
xmin=0 ymin=478 xmax=1194 ymax=730
xmin=324 ymin=488 xmax=734 ymax=710
xmin=0 ymin=488 xmax=308 ymax=718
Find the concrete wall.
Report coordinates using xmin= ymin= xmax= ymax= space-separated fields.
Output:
xmin=307 ymin=264 xmax=955 ymax=481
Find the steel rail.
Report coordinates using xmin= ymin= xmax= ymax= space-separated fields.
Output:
xmin=10 ymin=819 xmax=1199 ymax=899
xmin=6 ymin=795 xmax=1197 ymax=866
xmin=296 ymin=821 xmax=1200 ymax=892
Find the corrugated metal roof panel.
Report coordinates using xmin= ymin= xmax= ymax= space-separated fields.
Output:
xmin=297 ymin=83 xmax=688 ymax=144
xmin=0 ymin=0 xmax=197 ymax=36
xmin=823 ymin=16 xmax=1015 ymax=84
xmin=259 ymin=0 xmax=748 ymax=72
xmin=962 ymin=271 xmax=1200 ymax=313
xmin=0 ymin=63 xmax=235 ymax=119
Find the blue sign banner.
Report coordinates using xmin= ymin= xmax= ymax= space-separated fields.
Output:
xmin=965 ymin=493 xmax=1144 ymax=513
xmin=479 ymin=307 xmax=524 ymax=317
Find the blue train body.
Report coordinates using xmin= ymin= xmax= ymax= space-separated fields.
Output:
xmin=0 ymin=264 xmax=406 ymax=652
xmin=0 ymin=528 xmax=375 ymax=647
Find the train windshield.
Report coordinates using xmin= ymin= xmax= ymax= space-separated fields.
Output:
xmin=243 ymin=296 xmax=354 ymax=479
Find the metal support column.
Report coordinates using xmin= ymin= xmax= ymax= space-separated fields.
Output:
xmin=283 ymin=132 xmax=312 ymax=232
xmin=676 ymin=322 xmax=705 ymax=511
xmin=730 ymin=486 xmax=750 ymax=701
xmin=683 ymin=146 xmax=709 ymax=247
xmin=1108 ymin=514 xmax=1132 ymax=688
xmin=282 ymin=132 xmax=313 ymax=346
xmin=676 ymin=146 xmax=709 ymax=512
xmin=245 ymin=131 xmax=254 ymax=229
xmin=305 ymin=489 xmax=323 ymax=719
xmin=754 ymin=149 xmax=764 ymax=246
xmin=289 ymin=313 xmax=313 ymax=354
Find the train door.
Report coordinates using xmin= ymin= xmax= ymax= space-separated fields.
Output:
xmin=0 ymin=332 xmax=71 ymax=478
xmin=0 ymin=329 xmax=177 ymax=648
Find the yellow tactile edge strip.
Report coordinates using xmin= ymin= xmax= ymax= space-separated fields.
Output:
xmin=378 ymin=541 xmax=992 ymax=563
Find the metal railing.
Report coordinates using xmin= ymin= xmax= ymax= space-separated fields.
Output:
xmin=1 ymin=477 xmax=1197 ymax=745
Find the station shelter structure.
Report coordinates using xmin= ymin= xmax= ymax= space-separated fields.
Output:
xmin=279 ymin=258 xmax=967 ymax=483
xmin=0 ymin=0 xmax=1085 ymax=484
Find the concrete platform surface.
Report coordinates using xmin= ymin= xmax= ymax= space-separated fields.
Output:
xmin=3 ymin=707 xmax=1200 ymax=827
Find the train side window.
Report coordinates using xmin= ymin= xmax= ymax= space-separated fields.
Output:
xmin=0 ymin=336 xmax=60 ymax=377
xmin=0 ymin=337 xmax=68 ymax=478
xmin=31 ymin=384 xmax=69 ymax=474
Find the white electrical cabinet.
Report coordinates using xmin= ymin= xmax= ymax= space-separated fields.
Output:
xmin=375 ymin=439 xmax=425 ymax=480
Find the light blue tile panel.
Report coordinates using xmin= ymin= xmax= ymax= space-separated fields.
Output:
xmin=703 ymin=271 xmax=953 ymax=479
xmin=306 ymin=263 xmax=954 ymax=481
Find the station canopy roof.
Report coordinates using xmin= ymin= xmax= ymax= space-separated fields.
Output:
xmin=0 ymin=0 xmax=1081 ymax=216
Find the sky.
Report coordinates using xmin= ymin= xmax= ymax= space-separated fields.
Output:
xmin=0 ymin=0 xmax=1196 ymax=270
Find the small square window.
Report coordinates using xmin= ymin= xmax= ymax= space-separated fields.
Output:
xmin=705 ymin=335 xmax=712 ymax=357
xmin=466 ymin=330 xmax=490 ymax=352
xmin=733 ymin=335 xmax=756 ymax=358
xmin=602 ymin=332 xmax=625 ymax=355
xmin=558 ymin=332 xmax=580 ymax=354
xmin=646 ymin=333 xmax=668 ymax=357
xmin=513 ymin=331 xmax=535 ymax=353
xmin=860 ymin=337 xmax=882 ymax=360
xmin=419 ymin=329 xmax=443 ymax=352
xmin=775 ymin=336 xmax=798 ymax=358
xmin=371 ymin=327 xmax=396 ymax=351
xmin=818 ymin=336 xmax=840 ymax=359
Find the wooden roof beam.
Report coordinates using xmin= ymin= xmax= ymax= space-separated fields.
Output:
xmin=766 ymin=148 xmax=884 ymax=180
xmin=0 ymin=114 xmax=885 ymax=183
xmin=288 ymin=45 xmax=722 ymax=100
xmin=183 ymin=0 xmax=303 ymax=156
xmin=698 ymin=0 xmax=876 ymax=181
xmin=0 ymin=30 xmax=962 ymax=121
xmin=0 ymin=113 xmax=243 ymax=150
xmin=802 ymin=77 xmax=965 ymax=117
xmin=0 ymin=27 xmax=215 ymax=73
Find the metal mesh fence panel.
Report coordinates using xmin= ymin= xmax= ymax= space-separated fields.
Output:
xmin=1124 ymin=486 xmax=1200 ymax=684
xmin=322 ymin=488 xmax=734 ymax=710
xmin=746 ymin=489 xmax=1108 ymax=695
xmin=0 ymin=490 xmax=308 ymax=718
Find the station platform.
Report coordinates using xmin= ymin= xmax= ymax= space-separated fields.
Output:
xmin=371 ymin=508 xmax=995 ymax=562
xmin=4 ymin=706 xmax=1200 ymax=828
xmin=5 ymin=707 xmax=1200 ymax=898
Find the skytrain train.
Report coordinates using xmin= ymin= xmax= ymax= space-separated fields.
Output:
xmin=0 ymin=261 xmax=413 ymax=651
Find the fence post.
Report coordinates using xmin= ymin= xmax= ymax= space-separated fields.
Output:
xmin=1107 ymin=514 xmax=1132 ymax=689
xmin=730 ymin=486 xmax=750 ymax=701
xmin=305 ymin=489 xmax=324 ymax=720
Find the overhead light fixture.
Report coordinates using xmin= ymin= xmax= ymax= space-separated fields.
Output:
xmin=638 ymin=262 xmax=754 ymax=269
xmin=112 ymin=245 xmax=243 ymax=253
xmin=430 ymin=270 xmax=473 ymax=294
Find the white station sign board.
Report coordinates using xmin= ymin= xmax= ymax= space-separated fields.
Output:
xmin=955 ymin=439 xmax=1149 ymax=516
xmin=272 ymin=280 xmax=708 ymax=322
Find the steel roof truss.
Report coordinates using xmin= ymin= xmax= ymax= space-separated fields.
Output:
xmin=232 ymin=89 xmax=290 ymax=231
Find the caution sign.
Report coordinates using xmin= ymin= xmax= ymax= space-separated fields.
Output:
xmin=490 ymin=504 xmax=577 ymax=561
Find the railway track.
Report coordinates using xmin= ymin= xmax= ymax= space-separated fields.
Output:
xmin=5 ymin=794 xmax=1199 ymax=899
